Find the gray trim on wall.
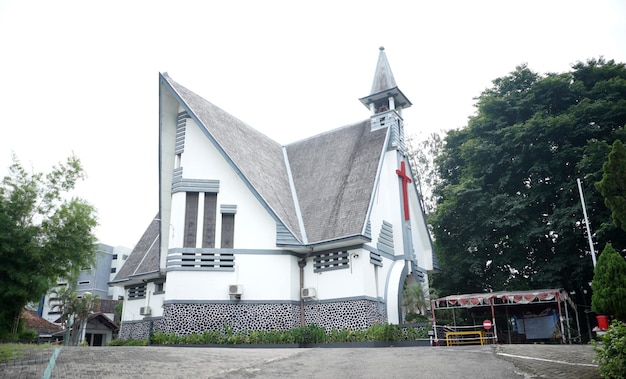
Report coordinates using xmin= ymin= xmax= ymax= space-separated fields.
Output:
xmin=163 ymin=295 xmax=382 ymax=306
xmin=220 ymin=204 xmax=237 ymax=214
xmin=125 ymin=283 xmax=147 ymax=300
xmin=183 ymin=192 xmax=199 ymax=248
xmin=309 ymin=245 xmax=364 ymax=257
xmin=412 ymin=263 xmax=426 ymax=283
xmin=167 ymin=267 xmax=234 ymax=272
xmin=175 ymin=111 xmax=187 ymax=154
xmin=121 ymin=316 xmax=164 ymax=325
xmin=173 ymin=167 xmax=182 ymax=181
xmin=167 ymin=248 xmax=235 ymax=271
xmin=276 ymin=223 xmax=301 ymax=246
xmin=398 ymin=262 xmax=409 ymax=324
xmin=377 ymin=220 xmax=394 ymax=255
xmin=169 ymin=247 xmax=300 ymax=256
xmin=202 ymin=193 xmax=217 ymax=248
xmin=362 ymin=244 xmax=399 ymax=262
xmin=172 ymin=178 xmax=220 ymax=194
xmin=370 ymin=251 xmax=383 ymax=267
xmin=313 ymin=250 xmax=350 ymax=273
xmin=363 ymin=220 xmax=372 ymax=239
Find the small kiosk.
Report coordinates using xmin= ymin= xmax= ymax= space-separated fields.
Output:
xmin=431 ymin=289 xmax=580 ymax=345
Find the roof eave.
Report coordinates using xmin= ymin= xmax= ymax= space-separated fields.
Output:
xmin=279 ymin=234 xmax=371 ymax=253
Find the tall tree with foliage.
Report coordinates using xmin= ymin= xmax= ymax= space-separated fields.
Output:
xmin=407 ymin=131 xmax=444 ymax=215
xmin=0 ymin=155 xmax=97 ymax=338
xmin=592 ymin=243 xmax=626 ymax=321
xmin=595 ymin=140 xmax=626 ymax=232
xmin=431 ymin=58 xmax=626 ymax=296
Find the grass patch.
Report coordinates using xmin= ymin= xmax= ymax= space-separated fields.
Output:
xmin=0 ymin=343 xmax=53 ymax=363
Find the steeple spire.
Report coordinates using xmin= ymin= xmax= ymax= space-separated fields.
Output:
xmin=359 ymin=47 xmax=411 ymax=152
xmin=359 ymin=47 xmax=412 ymax=115
xmin=369 ymin=46 xmax=397 ymax=95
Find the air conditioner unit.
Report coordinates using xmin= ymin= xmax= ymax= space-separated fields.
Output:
xmin=139 ymin=306 xmax=151 ymax=316
xmin=301 ymin=288 xmax=316 ymax=299
xmin=229 ymin=284 xmax=243 ymax=299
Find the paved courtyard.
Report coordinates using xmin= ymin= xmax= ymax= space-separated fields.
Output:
xmin=1 ymin=344 xmax=600 ymax=379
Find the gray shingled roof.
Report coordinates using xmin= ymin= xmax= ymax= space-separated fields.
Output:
xmin=163 ymin=75 xmax=302 ymax=242
xmin=161 ymin=75 xmax=388 ymax=245
xmin=285 ymin=122 xmax=386 ymax=243
xmin=112 ymin=215 xmax=160 ymax=282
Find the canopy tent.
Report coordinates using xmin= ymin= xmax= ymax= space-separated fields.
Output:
xmin=431 ymin=289 xmax=581 ymax=345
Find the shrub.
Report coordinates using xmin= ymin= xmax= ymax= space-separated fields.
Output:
xmin=18 ymin=328 xmax=37 ymax=342
xmin=592 ymin=243 xmax=626 ymax=321
xmin=291 ymin=324 xmax=326 ymax=344
xmin=404 ymin=326 xmax=429 ymax=340
xmin=404 ymin=313 xmax=429 ymax=323
xmin=594 ymin=320 xmax=626 ymax=378
xmin=138 ymin=322 xmax=431 ymax=346
xmin=107 ymin=338 xmax=147 ymax=346
xmin=368 ymin=323 xmax=400 ymax=342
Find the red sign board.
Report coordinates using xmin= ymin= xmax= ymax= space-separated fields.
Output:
xmin=483 ymin=320 xmax=493 ymax=330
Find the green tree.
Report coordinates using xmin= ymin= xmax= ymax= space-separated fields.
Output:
xmin=595 ymin=140 xmax=626 ymax=232
xmin=0 ymin=155 xmax=97 ymax=338
xmin=431 ymin=58 xmax=626 ymax=296
xmin=592 ymin=243 xmax=626 ymax=321
xmin=407 ymin=131 xmax=444 ymax=215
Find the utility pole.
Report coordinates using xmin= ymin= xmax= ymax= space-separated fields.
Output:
xmin=577 ymin=178 xmax=597 ymax=267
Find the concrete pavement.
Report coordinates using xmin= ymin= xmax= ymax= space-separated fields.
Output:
xmin=1 ymin=344 xmax=600 ymax=379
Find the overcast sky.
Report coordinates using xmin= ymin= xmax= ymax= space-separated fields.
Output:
xmin=1 ymin=0 xmax=625 ymax=248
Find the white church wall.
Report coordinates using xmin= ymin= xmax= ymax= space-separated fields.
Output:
xmin=169 ymin=192 xmax=185 ymax=248
xmin=368 ymin=151 xmax=404 ymax=258
xmin=301 ymin=248 xmax=372 ymax=300
xmin=385 ymin=261 xmax=406 ymax=324
xmin=365 ymin=149 xmax=433 ymax=323
xmin=122 ymin=290 xmax=148 ymax=322
xmin=176 ymin=118 xmax=277 ymax=249
xmin=234 ymin=254 xmax=298 ymax=300
xmin=164 ymin=253 xmax=296 ymax=301
xmin=120 ymin=282 xmax=164 ymax=321
xmin=158 ymin=88 xmax=179 ymax=270
xmin=350 ymin=248 xmax=388 ymax=301
xmin=408 ymin=184 xmax=434 ymax=271
xmin=147 ymin=283 xmax=165 ymax=318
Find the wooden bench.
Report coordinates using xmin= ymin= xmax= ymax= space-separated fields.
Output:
xmin=445 ymin=330 xmax=486 ymax=346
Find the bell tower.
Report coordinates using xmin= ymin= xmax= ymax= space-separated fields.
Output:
xmin=359 ymin=47 xmax=412 ymax=152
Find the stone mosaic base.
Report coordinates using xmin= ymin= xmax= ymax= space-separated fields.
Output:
xmin=305 ymin=299 xmax=386 ymax=331
xmin=159 ymin=302 xmax=302 ymax=334
xmin=119 ymin=318 xmax=165 ymax=340
xmin=120 ymin=299 xmax=387 ymax=339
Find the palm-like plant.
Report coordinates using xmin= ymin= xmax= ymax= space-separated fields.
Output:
xmin=49 ymin=286 xmax=99 ymax=345
xmin=73 ymin=292 xmax=99 ymax=345
xmin=402 ymin=284 xmax=428 ymax=322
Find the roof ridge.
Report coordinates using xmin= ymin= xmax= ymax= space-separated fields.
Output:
xmin=285 ymin=119 xmax=371 ymax=147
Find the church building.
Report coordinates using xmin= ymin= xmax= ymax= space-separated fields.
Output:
xmin=111 ymin=47 xmax=438 ymax=339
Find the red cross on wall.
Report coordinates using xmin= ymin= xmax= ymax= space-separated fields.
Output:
xmin=396 ymin=161 xmax=412 ymax=220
